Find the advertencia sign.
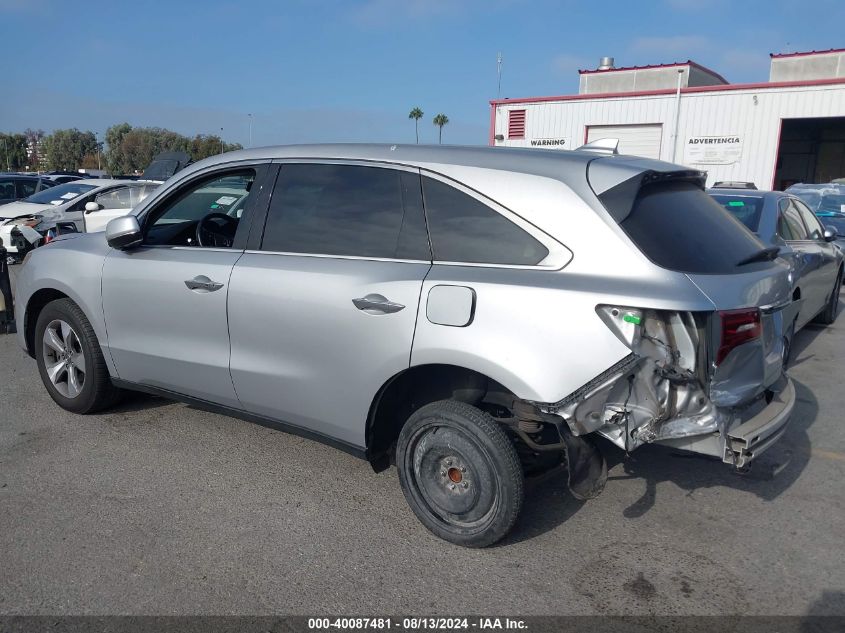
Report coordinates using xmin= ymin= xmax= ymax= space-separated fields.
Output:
xmin=684 ymin=135 xmax=743 ymax=165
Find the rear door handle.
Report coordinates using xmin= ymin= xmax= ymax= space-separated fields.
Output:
xmin=353 ymin=294 xmax=405 ymax=314
xmin=185 ymin=276 xmax=224 ymax=293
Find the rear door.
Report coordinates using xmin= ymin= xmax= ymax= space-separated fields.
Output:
xmin=779 ymin=198 xmax=827 ymax=326
xmin=228 ymin=162 xmax=431 ymax=448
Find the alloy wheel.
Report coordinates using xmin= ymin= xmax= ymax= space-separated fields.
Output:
xmin=41 ymin=319 xmax=86 ymax=399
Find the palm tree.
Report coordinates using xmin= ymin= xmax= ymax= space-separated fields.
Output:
xmin=433 ymin=113 xmax=449 ymax=144
xmin=408 ymin=107 xmax=424 ymax=144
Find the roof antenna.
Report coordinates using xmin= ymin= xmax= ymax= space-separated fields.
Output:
xmin=497 ymin=52 xmax=503 ymax=99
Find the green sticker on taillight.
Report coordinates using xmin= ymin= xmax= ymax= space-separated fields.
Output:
xmin=623 ymin=313 xmax=642 ymax=325
xmin=728 ymin=201 xmax=745 ymax=207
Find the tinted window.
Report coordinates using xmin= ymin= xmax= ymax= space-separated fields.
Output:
xmin=0 ymin=178 xmax=14 ymax=200
xmin=421 ymin=177 xmax=548 ymax=265
xmin=793 ymin=199 xmax=824 ymax=239
xmin=16 ymin=179 xmax=38 ymax=198
xmin=262 ymin=164 xmax=430 ymax=260
xmin=709 ymin=194 xmax=764 ymax=231
xmin=778 ymin=200 xmax=809 ymax=240
xmin=614 ymin=181 xmax=766 ymax=274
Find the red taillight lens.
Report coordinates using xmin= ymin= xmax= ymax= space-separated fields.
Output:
xmin=717 ymin=308 xmax=761 ymax=365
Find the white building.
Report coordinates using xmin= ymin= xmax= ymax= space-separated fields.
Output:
xmin=490 ymin=49 xmax=845 ymax=189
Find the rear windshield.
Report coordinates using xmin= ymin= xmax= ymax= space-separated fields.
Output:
xmin=614 ymin=180 xmax=767 ymax=274
xmin=709 ymin=194 xmax=764 ymax=232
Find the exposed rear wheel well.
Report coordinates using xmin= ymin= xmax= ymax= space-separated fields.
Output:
xmin=793 ymin=287 xmax=801 ymax=302
xmin=365 ymin=364 xmax=515 ymax=472
xmin=24 ymin=289 xmax=70 ymax=357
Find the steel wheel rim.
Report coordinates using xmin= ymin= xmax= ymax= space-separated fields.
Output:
xmin=42 ymin=319 xmax=86 ymax=399
xmin=406 ymin=423 xmax=500 ymax=531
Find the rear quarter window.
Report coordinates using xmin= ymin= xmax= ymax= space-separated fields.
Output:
xmin=612 ymin=180 xmax=767 ymax=274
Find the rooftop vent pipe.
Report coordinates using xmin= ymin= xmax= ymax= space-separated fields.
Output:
xmin=598 ymin=56 xmax=615 ymax=70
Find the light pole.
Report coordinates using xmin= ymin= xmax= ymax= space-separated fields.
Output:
xmin=220 ymin=127 xmax=224 ymax=154
xmin=248 ymin=113 xmax=253 ymax=148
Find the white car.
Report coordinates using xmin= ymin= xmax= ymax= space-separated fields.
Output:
xmin=0 ymin=179 xmax=159 ymax=259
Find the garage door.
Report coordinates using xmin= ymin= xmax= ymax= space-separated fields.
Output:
xmin=586 ymin=124 xmax=663 ymax=159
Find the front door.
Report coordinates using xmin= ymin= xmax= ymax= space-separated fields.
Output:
xmin=102 ymin=164 xmax=269 ymax=407
xmin=228 ymin=162 xmax=432 ymax=447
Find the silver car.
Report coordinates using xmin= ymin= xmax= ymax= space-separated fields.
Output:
xmin=14 ymin=145 xmax=800 ymax=547
xmin=709 ymin=188 xmax=843 ymax=363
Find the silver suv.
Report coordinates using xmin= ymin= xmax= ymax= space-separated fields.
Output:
xmin=15 ymin=145 xmax=801 ymax=547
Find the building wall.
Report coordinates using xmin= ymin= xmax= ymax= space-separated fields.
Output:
xmin=492 ymin=81 xmax=845 ymax=188
xmin=770 ymin=52 xmax=845 ymax=82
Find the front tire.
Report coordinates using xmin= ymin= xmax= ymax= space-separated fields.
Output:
xmin=816 ymin=270 xmax=842 ymax=325
xmin=396 ymin=400 xmax=524 ymax=548
xmin=35 ymin=298 xmax=120 ymax=414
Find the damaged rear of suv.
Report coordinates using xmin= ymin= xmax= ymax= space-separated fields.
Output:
xmin=15 ymin=144 xmax=798 ymax=548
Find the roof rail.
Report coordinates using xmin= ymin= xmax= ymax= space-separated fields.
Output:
xmin=577 ymin=138 xmax=619 ymax=155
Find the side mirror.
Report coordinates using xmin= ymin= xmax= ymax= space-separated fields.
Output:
xmin=105 ymin=215 xmax=142 ymax=250
xmin=84 ymin=201 xmax=101 ymax=213
xmin=824 ymin=226 xmax=838 ymax=242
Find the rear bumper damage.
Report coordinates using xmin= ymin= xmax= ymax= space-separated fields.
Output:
xmin=529 ymin=306 xmax=795 ymax=469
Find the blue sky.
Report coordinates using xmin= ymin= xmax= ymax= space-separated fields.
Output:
xmin=1 ymin=0 xmax=843 ymax=147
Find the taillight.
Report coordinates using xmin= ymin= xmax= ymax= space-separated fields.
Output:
xmin=717 ymin=308 xmax=761 ymax=365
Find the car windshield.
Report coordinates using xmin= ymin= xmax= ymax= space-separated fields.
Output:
xmin=709 ymin=194 xmax=765 ymax=232
xmin=24 ymin=182 xmax=97 ymax=205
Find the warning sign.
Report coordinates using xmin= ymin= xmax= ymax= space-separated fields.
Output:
xmin=684 ymin=135 xmax=743 ymax=165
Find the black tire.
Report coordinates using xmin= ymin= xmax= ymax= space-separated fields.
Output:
xmin=34 ymin=298 xmax=121 ymax=414
xmin=816 ymin=270 xmax=842 ymax=325
xmin=396 ymin=400 xmax=524 ymax=548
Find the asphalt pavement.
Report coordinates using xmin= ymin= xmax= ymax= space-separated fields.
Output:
xmin=0 ymin=285 xmax=844 ymax=616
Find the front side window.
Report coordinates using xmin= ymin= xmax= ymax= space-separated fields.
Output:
xmin=144 ymin=169 xmax=255 ymax=248
xmin=793 ymin=199 xmax=824 ymax=239
xmin=421 ymin=176 xmax=549 ymax=266
xmin=95 ymin=184 xmax=158 ymax=210
xmin=778 ymin=200 xmax=810 ymax=241
xmin=261 ymin=164 xmax=429 ymax=260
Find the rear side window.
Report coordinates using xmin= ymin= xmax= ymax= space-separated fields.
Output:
xmin=262 ymin=164 xmax=430 ymax=260
xmin=614 ymin=180 xmax=766 ymax=274
xmin=421 ymin=176 xmax=548 ymax=265
xmin=16 ymin=179 xmax=38 ymax=198
xmin=709 ymin=194 xmax=764 ymax=232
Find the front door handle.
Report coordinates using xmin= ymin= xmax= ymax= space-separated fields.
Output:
xmin=185 ymin=276 xmax=224 ymax=293
xmin=353 ymin=294 xmax=405 ymax=314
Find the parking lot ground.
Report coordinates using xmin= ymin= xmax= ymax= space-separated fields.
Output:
xmin=1 ymin=299 xmax=844 ymax=616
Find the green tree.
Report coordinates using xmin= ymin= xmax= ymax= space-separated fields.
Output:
xmin=408 ymin=107 xmax=424 ymax=144
xmin=432 ymin=113 xmax=449 ymax=144
xmin=0 ymin=133 xmax=29 ymax=170
xmin=42 ymin=128 xmax=97 ymax=171
xmin=104 ymin=123 xmax=133 ymax=174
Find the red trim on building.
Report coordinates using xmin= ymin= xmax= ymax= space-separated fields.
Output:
xmin=488 ymin=104 xmax=496 ymax=146
xmin=771 ymin=118 xmax=784 ymax=190
xmin=489 ymin=76 xmax=845 ymax=107
xmin=770 ymin=47 xmax=845 ymax=59
xmin=579 ymin=60 xmax=728 ymax=85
